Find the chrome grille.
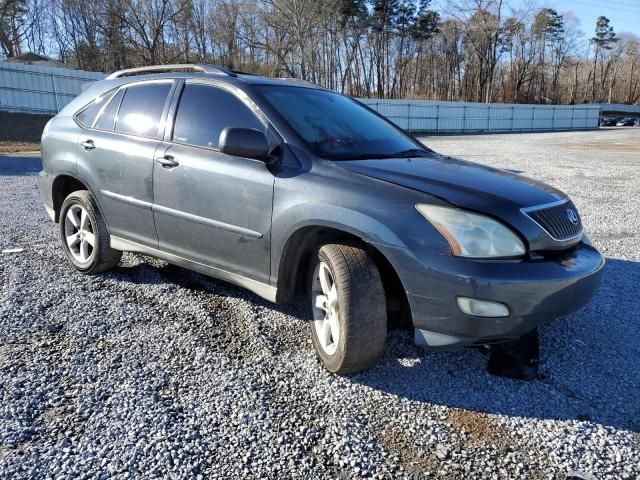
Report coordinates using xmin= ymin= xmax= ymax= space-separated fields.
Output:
xmin=524 ymin=200 xmax=583 ymax=241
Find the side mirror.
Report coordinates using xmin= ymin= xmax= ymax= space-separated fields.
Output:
xmin=219 ymin=127 xmax=270 ymax=161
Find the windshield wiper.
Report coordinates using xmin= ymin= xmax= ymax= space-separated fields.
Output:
xmin=326 ymin=148 xmax=433 ymax=161
xmin=390 ymin=148 xmax=432 ymax=158
xmin=325 ymin=153 xmax=397 ymax=160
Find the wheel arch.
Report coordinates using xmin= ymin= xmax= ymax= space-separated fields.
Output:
xmin=275 ymin=224 xmax=412 ymax=328
xmin=51 ymin=174 xmax=101 ymax=223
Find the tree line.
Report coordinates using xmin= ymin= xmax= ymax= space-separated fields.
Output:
xmin=1 ymin=0 xmax=639 ymax=104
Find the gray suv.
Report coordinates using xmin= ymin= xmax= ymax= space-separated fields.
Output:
xmin=38 ymin=64 xmax=604 ymax=374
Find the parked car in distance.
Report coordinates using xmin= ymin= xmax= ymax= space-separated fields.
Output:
xmin=38 ymin=64 xmax=605 ymax=374
xmin=600 ymin=117 xmax=621 ymax=126
xmin=616 ymin=117 xmax=639 ymax=126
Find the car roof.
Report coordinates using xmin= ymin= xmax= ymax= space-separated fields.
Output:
xmin=58 ymin=65 xmax=328 ymax=118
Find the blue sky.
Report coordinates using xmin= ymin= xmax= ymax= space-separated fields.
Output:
xmin=433 ymin=0 xmax=639 ymax=42
xmin=540 ymin=0 xmax=640 ymax=38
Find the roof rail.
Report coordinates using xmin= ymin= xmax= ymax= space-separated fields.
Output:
xmin=105 ymin=64 xmax=237 ymax=80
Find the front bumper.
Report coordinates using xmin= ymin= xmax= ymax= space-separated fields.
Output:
xmin=384 ymin=240 xmax=604 ymax=348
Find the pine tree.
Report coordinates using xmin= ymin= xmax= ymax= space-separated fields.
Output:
xmin=532 ymin=8 xmax=565 ymax=102
xmin=590 ymin=16 xmax=618 ymax=101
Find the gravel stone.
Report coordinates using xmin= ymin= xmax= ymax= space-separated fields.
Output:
xmin=1 ymin=129 xmax=639 ymax=478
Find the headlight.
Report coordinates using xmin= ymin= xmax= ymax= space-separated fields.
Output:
xmin=416 ymin=204 xmax=526 ymax=258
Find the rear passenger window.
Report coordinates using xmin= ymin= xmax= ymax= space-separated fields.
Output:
xmin=94 ymin=89 xmax=124 ymax=131
xmin=76 ymin=90 xmax=116 ymax=127
xmin=115 ymin=82 xmax=172 ymax=138
xmin=172 ymin=84 xmax=263 ymax=149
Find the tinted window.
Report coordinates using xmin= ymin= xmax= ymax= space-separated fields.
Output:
xmin=172 ymin=84 xmax=263 ymax=149
xmin=115 ymin=82 xmax=172 ymax=138
xmin=257 ymin=86 xmax=419 ymax=160
xmin=94 ymin=89 xmax=124 ymax=131
xmin=76 ymin=90 xmax=116 ymax=127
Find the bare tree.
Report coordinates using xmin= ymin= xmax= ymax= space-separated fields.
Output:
xmin=1 ymin=0 xmax=638 ymax=105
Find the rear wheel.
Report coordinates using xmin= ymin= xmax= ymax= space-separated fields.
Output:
xmin=59 ymin=190 xmax=121 ymax=274
xmin=308 ymin=243 xmax=387 ymax=374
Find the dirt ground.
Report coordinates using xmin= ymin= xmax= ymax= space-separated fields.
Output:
xmin=0 ymin=141 xmax=40 ymax=154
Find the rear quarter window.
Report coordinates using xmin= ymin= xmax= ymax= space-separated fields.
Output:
xmin=75 ymin=90 xmax=116 ymax=127
xmin=94 ymin=89 xmax=125 ymax=131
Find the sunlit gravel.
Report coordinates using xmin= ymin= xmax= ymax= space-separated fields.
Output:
xmin=1 ymin=129 xmax=639 ymax=478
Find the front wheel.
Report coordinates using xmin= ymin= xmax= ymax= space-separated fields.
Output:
xmin=59 ymin=190 xmax=122 ymax=274
xmin=308 ymin=243 xmax=387 ymax=374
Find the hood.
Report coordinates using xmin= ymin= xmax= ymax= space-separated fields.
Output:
xmin=336 ymin=154 xmax=564 ymax=212
xmin=336 ymin=153 xmax=577 ymax=251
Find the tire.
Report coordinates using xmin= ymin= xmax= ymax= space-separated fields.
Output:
xmin=59 ymin=190 xmax=121 ymax=274
xmin=307 ymin=243 xmax=387 ymax=374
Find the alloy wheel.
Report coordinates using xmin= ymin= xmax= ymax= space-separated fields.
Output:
xmin=63 ymin=204 xmax=95 ymax=264
xmin=311 ymin=261 xmax=341 ymax=355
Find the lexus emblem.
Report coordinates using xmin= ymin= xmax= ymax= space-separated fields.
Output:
xmin=566 ymin=209 xmax=578 ymax=225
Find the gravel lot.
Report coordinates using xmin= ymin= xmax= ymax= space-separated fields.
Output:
xmin=1 ymin=129 xmax=639 ymax=479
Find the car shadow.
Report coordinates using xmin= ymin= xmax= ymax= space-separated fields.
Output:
xmin=111 ymin=258 xmax=303 ymax=318
xmin=349 ymin=257 xmax=640 ymax=432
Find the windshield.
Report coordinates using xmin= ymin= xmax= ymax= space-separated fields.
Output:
xmin=256 ymin=85 xmax=425 ymax=160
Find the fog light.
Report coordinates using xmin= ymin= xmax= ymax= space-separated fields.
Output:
xmin=457 ymin=297 xmax=510 ymax=317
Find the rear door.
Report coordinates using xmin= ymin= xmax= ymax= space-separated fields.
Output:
xmin=152 ymin=81 xmax=275 ymax=284
xmin=76 ymin=80 xmax=175 ymax=247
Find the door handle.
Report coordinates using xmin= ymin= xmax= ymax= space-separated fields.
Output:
xmin=81 ymin=140 xmax=95 ymax=151
xmin=155 ymin=155 xmax=179 ymax=168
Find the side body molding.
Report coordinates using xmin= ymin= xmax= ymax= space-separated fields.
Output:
xmin=101 ymin=190 xmax=263 ymax=239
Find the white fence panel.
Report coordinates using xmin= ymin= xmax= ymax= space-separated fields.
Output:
xmin=359 ymin=99 xmax=602 ymax=133
xmin=0 ymin=62 xmax=627 ymax=132
xmin=0 ymin=61 xmax=105 ymax=114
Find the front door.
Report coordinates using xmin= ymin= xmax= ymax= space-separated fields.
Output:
xmin=152 ymin=82 xmax=275 ymax=284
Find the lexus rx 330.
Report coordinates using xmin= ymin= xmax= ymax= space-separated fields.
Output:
xmin=38 ymin=64 xmax=604 ymax=373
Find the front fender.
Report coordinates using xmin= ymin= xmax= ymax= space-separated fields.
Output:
xmin=269 ymin=162 xmax=452 ymax=290
xmin=270 ymin=201 xmax=418 ymax=292
xmin=275 ymin=202 xmax=408 ymax=251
